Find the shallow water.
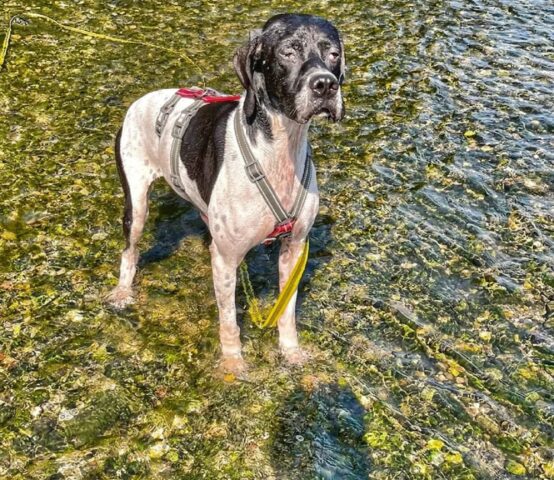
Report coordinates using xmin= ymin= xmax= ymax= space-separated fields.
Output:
xmin=0 ymin=0 xmax=553 ymax=479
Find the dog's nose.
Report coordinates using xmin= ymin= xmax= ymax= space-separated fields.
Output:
xmin=309 ymin=73 xmax=339 ymax=97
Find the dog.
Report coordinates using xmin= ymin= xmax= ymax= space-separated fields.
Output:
xmin=107 ymin=13 xmax=346 ymax=374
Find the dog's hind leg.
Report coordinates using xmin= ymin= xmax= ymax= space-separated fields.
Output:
xmin=107 ymin=128 xmax=158 ymax=308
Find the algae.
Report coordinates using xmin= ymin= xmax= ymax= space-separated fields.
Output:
xmin=1 ymin=0 xmax=553 ymax=479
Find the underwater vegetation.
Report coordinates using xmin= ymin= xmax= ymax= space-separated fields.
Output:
xmin=0 ymin=0 xmax=553 ymax=478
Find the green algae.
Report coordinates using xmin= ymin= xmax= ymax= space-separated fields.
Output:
xmin=1 ymin=0 xmax=553 ymax=479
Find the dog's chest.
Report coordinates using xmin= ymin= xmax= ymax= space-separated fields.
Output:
xmin=210 ymin=136 xmax=318 ymax=247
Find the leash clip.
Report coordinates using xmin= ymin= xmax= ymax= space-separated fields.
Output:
xmin=263 ymin=218 xmax=296 ymax=246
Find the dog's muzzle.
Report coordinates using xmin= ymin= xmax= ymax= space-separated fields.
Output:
xmin=296 ymin=70 xmax=343 ymax=123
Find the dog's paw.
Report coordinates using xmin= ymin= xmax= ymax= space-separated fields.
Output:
xmin=219 ymin=355 xmax=248 ymax=378
xmin=105 ymin=286 xmax=134 ymax=309
xmin=282 ymin=346 xmax=310 ymax=366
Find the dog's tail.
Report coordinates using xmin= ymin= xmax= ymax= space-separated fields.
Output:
xmin=114 ymin=128 xmax=132 ymax=248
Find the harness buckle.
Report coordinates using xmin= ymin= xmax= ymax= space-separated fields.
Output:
xmin=160 ymin=103 xmax=175 ymax=114
xmin=244 ymin=161 xmax=265 ymax=182
xmin=172 ymin=111 xmax=192 ymax=138
xmin=263 ymin=218 xmax=295 ymax=246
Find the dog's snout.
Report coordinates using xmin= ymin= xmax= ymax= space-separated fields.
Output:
xmin=309 ymin=73 xmax=339 ymax=97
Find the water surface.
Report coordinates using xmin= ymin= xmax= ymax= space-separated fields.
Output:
xmin=0 ymin=0 xmax=553 ymax=478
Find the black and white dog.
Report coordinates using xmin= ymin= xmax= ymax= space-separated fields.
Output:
xmin=107 ymin=14 xmax=345 ymax=373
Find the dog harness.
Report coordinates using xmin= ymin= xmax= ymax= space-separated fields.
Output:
xmin=155 ymin=87 xmax=241 ymax=198
xmin=155 ymin=87 xmax=313 ymax=245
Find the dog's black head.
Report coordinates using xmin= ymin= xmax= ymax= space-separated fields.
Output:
xmin=234 ymin=14 xmax=346 ymax=124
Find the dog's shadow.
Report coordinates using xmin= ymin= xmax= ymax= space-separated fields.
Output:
xmin=269 ymin=381 xmax=370 ymax=479
xmin=139 ymin=189 xmax=207 ymax=267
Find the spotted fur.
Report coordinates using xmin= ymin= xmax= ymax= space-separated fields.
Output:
xmin=107 ymin=14 xmax=346 ymax=373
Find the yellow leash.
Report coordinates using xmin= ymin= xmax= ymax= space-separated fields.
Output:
xmin=0 ymin=15 xmax=16 ymax=69
xmin=239 ymin=239 xmax=309 ymax=328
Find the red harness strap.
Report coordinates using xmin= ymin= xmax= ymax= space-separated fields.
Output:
xmin=175 ymin=87 xmax=241 ymax=104
xmin=263 ymin=219 xmax=296 ymax=246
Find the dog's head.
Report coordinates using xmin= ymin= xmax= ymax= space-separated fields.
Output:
xmin=234 ymin=14 xmax=346 ymax=124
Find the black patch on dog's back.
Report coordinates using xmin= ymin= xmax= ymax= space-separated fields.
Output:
xmin=180 ymin=101 xmax=238 ymax=204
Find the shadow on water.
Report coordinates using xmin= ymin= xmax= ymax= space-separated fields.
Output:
xmin=139 ymin=188 xmax=208 ymax=267
xmin=270 ymin=381 xmax=370 ymax=480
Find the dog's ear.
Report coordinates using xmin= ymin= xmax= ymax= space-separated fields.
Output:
xmin=233 ymin=29 xmax=261 ymax=88
xmin=233 ymin=29 xmax=262 ymax=120
xmin=339 ymin=37 xmax=346 ymax=85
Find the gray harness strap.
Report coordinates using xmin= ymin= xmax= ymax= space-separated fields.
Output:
xmin=155 ymin=90 xmax=209 ymax=197
xmin=168 ymin=100 xmax=205 ymax=195
xmin=233 ymin=110 xmax=312 ymax=224
xmin=155 ymin=87 xmax=219 ymax=138
xmin=155 ymin=92 xmax=183 ymax=137
xmin=291 ymin=150 xmax=312 ymax=219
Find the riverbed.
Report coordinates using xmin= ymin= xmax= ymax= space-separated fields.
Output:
xmin=1 ymin=1 xmax=553 ymax=478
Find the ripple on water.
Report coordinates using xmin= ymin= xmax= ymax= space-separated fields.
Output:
xmin=0 ymin=0 xmax=553 ymax=478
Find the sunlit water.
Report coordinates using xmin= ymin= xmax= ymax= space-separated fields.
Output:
xmin=0 ymin=0 xmax=552 ymax=478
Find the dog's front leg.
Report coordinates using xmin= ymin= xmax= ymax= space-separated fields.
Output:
xmin=278 ymin=237 xmax=309 ymax=365
xmin=210 ymin=240 xmax=246 ymax=375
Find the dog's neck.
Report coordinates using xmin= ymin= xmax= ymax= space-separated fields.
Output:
xmin=239 ymin=101 xmax=311 ymax=213
xmin=242 ymin=101 xmax=310 ymax=181
xmin=267 ymin=111 xmax=309 ymax=177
